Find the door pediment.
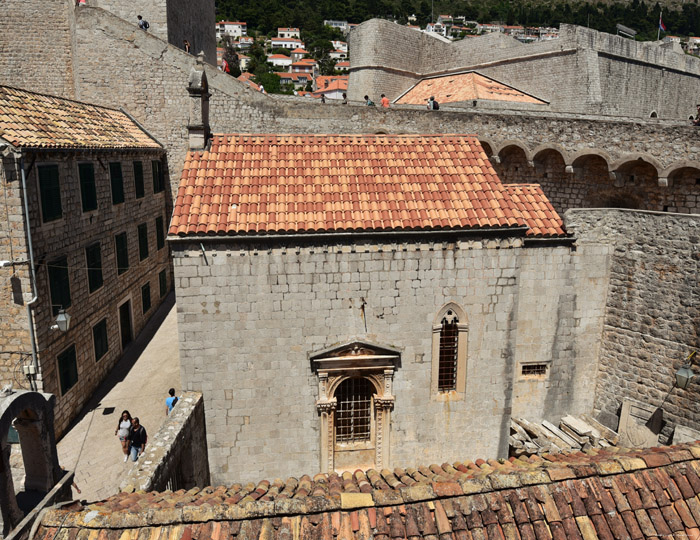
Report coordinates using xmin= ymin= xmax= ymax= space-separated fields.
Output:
xmin=310 ymin=340 xmax=401 ymax=373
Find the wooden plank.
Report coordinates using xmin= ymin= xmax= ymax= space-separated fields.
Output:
xmin=580 ymin=413 xmax=620 ymax=445
xmin=514 ymin=418 xmax=565 ymax=452
xmin=541 ymin=421 xmax=579 ymax=450
xmin=559 ymin=422 xmax=590 ymax=445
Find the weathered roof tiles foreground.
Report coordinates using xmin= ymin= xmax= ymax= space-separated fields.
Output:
xmin=36 ymin=442 xmax=700 ymax=540
xmin=170 ymin=134 xmax=568 ymax=237
xmin=0 ymin=85 xmax=161 ymax=150
xmin=506 ymin=184 xmax=566 ymax=238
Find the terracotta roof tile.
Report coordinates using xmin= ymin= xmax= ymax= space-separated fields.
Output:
xmin=504 ymin=184 xmax=567 ymax=237
xmin=395 ymin=72 xmax=548 ymax=106
xmin=0 ymin=85 xmax=161 ymax=150
xmin=170 ymin=134 xmax=531 ymax=237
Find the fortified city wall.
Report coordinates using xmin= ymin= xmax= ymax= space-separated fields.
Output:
xmin=567 ymin=209 xmax=700 ymax=443
xmin=348 ymin=20 xmax=700 ymax=120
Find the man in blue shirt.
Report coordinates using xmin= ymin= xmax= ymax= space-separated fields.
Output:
xmin=165 ymin=388 xmax=179 ymax=415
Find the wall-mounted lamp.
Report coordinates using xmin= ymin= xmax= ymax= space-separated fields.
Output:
xmin=50 ymin=309 xmax=71 ymax=332
xmin=675 ymin=351 xmax=697 ymax=390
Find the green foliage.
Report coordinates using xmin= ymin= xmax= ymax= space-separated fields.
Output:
xmin=221 ymin=36 xmax=242 ymax=77
xmin=254 ymin=72 xmax=283 ymax=93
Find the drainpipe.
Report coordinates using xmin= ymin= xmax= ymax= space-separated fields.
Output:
xmin=18 ymin=153 xmax=40 ymax=391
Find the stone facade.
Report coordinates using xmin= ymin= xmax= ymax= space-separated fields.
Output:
xmin=0 ymin=150 xmax=172 ymax=437
xmin=567 ymin=209 xmax=700 ymax=443
xmin=171 ymin=234 xmax=609 ymax=484
xmin=349 ymin=20 xmax=700 ymax=120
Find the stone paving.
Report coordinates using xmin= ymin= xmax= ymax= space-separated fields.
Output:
xmin=56 ymin=293 xmax=180 ymax=502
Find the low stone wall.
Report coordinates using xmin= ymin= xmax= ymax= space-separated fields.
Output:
xmin=119 ymin=392 xmax=209 ymax=493
xmin=565 ymin=209 xmax=700 ymax=443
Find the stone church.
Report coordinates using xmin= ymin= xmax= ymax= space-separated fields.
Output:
xmin=168 ymin=131 xmax=613 ymax=484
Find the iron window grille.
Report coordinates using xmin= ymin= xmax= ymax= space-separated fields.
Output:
xmin=522 ymin=363 xmax=547 ymax=376
xmin=335 ymin=377 xmax=373 ymax=442
xmin=438 ymin=313 xmax=459 ymax=391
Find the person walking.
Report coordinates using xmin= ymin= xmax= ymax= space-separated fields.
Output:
xmin=427 ymin=96 xmax=439 ymax=110
xmin=127 ymin=417 xmax=147 ymax=462
xmin=364 ymin=95 xmax=375 ymax=106
xmin=115 ymin=410 xmax=132 ymax=463
xmin=183 ymin=40 xmax=191 ymax=53
xmin=380 ymin=94 xmax=390 ymax=108
xmin=165 ymin=388 xmax=179 ymax=415
xmin=137 ymin=15 xmax=150 ymax=31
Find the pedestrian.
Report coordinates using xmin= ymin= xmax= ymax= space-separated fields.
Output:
xmin=183 ymin=40 xmax=191 ymax=53
xmin=137 ymin=15 xmax=150 ymax=31
xmin=364 ymin=95 xmax=375 ymax=106
xmin=427 ymin=96 xmax=439 ymax=110
xmin=127 ymin=417 xmax=148 ymax=462
xmin=380 ymin=94 xmax=390 ymax=108
xmin=342 ymin=93 xmax=347 ymax=104
xmin=165 ymin=387 xmax=179 ymax=415
xmin=693 ymin=104 xmax=700 ymax=126
xmin=320 ymin=94 xmax=326 ymax=104
xmin=115 ymin=410 xmax=132 ymax=463
xmin=260 ymin=85 xmax=265 ymax=94
xmin=60 ymin=467 xmax=82 ymax=496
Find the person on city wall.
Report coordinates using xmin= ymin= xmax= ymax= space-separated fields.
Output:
xmin=115 ymin=410 xmax=133 ymax=463
xmin=127 ymin=417 xmax=148 ymax=462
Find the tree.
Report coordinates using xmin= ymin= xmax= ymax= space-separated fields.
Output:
xmin=255 ymin=72 xmax=282 ymax=93
xmin=222 ymin=36 xmax=241 ymax=77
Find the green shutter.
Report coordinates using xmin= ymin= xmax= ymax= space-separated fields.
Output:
xmin=47 ymin=257 xmax=71 ymax=316
xmin=57 ymin=345 xmax=78 ymax=394
xmin=138 ymin=223 xmax=149 ymax=260
xmin=86 ymin=243 xmax=103 ymax=292
xmin=155 ymin=216 xmax=165 ymax=250
xmin=134 ymin=161 xmax=144 ymax=199
xmin=79 ymin=163 xmax=97 ymax=212
xmin=141 ymin=282 xmax=151 ymax=313
xmin=152 ymin=160 xmax=164 ymax=193
xmin=38 ymin=165 xmax=62 ymax=222
xmin=115 ymin=232 xmax=129 ymax=274
xmin=110 ymin=162 xmax=124 ymax=204
xmin=93 ymin=319 xmax=109 ymax=361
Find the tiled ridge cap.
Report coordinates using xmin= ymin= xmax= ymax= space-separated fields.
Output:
xmin=41 ymin=442 xmax=700 ymax=530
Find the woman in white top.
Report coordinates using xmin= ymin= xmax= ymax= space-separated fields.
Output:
xmin=115 ymin=410 xmax=133 ymax=462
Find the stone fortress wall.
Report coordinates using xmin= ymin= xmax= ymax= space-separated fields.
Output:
xmin=348 ymin=20 xmax=700 ymax=120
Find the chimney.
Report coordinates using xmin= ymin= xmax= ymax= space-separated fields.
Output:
xmin=187 ymin=53 xmax=211 ymax=149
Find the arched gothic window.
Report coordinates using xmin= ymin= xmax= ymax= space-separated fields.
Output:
xmin=431 ymin=304 xmax=468 ymax=398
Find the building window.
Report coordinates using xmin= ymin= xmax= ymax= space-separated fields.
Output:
xmin=138 ymin=223 xmax=149 ymax=260
xmin=159 ymin=269 xmax=167 ymax=297
xmin=79 ymin=163 xmax=97 ymax=212
xmin=431 ymin=304 xmax=468 ymax=398
xmin=110 ymin=162 xmax=124 ymax=204
xmin=38 ymin=164 xmax=62 ymax=223
xmin=522 ymin=363 xmax=548 ymax=377
xmin=133 ymin=161 xmax=145 ymax=199
xmin=93 ymin=318 xmax=109 ymax=361
xmin=141 ymin=282 xmax=151 ymax=313
xmin=155 ymin=216 xmax=165 ymax=250
xmin=47 ymin=257 xmax=71 ymax=316
xmin=57 ymin=345 xmax=78 ymax=395
xmin=152 ymin=160 xmax=164 ymax=193
xmin=115 ymin=232 xmax=129 ymax=275
xmin=335 ymin=377 xmax=373 ymax=442
xmin=85 ymin=242 xmax=103 ymax=293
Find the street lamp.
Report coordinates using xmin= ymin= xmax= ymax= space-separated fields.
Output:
xmin=50 ymin=309 xmax=71 ymax=332
xmin=675 ymin=351 xmax=697 ymax=390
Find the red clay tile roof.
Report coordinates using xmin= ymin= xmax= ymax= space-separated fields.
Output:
xmin=506 ymin=184 xmax=567 ymax=237
xmin=395 ymin=72 xmax=548 ymax=106
xmin=169 ymin=134 xmax=527 ymax=237
xmin=34 ymin=442 xmax=700 ymax=540
xmin=0 ymin=85 xmax=162 ymax=150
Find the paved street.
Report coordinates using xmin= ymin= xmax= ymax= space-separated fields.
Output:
xmin=56 ymin=293 xmax=180 ymax=502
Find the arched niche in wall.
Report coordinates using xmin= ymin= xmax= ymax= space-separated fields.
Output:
xmin=310 ymin=341 xmax=400 ymax=473
xmin=0 ymin=390 xmax=62 ymax=537
xmin=495 ymin=142 xmax=531 ymax=183
xmin=532 ymin=147 xmax=567 ymax=181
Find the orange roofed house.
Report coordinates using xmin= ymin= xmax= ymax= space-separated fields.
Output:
xmin=168 ymin=133 xmax=610 ymax=485
xmin=0 ymin=86 xmax=172 ymax=436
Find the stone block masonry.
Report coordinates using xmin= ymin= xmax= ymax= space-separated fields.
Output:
xmin=566 ymin=209 xmax=700 ymax=443
xmin=172 ymin=235 xmax=608 ymax=485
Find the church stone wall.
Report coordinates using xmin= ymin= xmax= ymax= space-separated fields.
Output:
xmin=0 ymin=0 xmax=75 ymax=99
xmin=172 ymin=236 xmax=608 ymax=484
xmin=567 ymin=209 xmax=700 ymax=444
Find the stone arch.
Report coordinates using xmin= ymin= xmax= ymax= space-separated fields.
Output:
xmin=494 ymin=140 xmax=532 ymax=162
xmin=531 ymin=147 xmax=567 ymax=176
xmin=433 ymin=302 xmax=468 ymax=326
xmin=477 ymin=138 xmax=496 ymax=159
xmin=494 ymin=141 xmax=533 ymax=184
xmin=659 ymin=161 xmax=700 ymax=181
xmin=610 ymin=154 xmax=662 ymax=176
xmin=658 ymin=162 xmax=700 ymax=213
xmin=650 ymin=111 xmax=658 ymax=118
xmin=0 ymin=390 xmax=62 ymax=536
xmin=531 ymin=144 xmax=569 ymax=164
xmin=569 ymin=149 xmax=612 ymax=171
xmin=327 ymin=371 xmax=384 ymax=398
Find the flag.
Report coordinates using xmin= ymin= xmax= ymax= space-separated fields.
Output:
xmin=659 ymin=13 xmax=666 ymax=31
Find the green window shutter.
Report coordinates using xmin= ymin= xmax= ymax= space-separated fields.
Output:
xmin=133 ymin=161 xmax=144 ymax=199
xmin=138 ymin=223 xmax=149 ymax=260
xmin=152 ymin=160 xmax=164 ymax=193
xmin=79 ymin=163 xmax=97 ymax=212
xmin=47 ymin=257 xmax=71 ymax=316
xmin=57 ymin=345 xmax=78 ymax=394
xmin=85 ymin=243 xmax=103 ymax=293
xmin=110 ymin=162 xmax=124 ymax=204
xmin=38 ymin=165 xmax=62 ymax=222
xmin=159 ymin=269 xmax=167 ymax=297
xmin=93 ymin=319 xmax=109 ymax=361
xmin=141 ymin=282 xmax=151 ymax=313
xmin=115 ymin=232 xmax=129 ymax=275
xmin=155 ymin=216 xmax=165 ymax=250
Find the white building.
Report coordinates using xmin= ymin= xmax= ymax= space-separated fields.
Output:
xmin=216 ymin=21 xmax=246 ymax=40
xmin=267 ymin=53 xmax=293 ymax=69
xmin=278 ymin=27 xmax=300 ymax=39
xmin=324 ymin=20 xmax=348 ymax=33
xmin=331 ymin=40 xmax=348 ymax=53
xmin=270 ymin=37 xmax=305 ymax=50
